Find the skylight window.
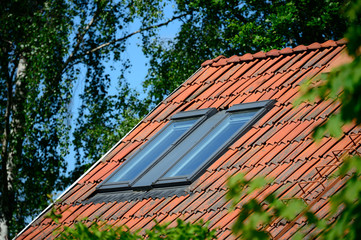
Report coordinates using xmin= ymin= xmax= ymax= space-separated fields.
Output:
xmin=107 ymin=118 xmax=198 ymax=183
xmin=162 ymin=110 xmax=257 ymax=178
xmin=98 ymin=100 xmax=274 ymax=192
xmin=99 ymin=108 xmax=217 ymax=191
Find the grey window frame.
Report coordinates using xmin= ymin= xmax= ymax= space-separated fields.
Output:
xmin=97 ymin=108 xmax=217 ymax=192
xmin=151 ymin=100 xmax=275 ymax=187
xmin=97 ymin=100 xmax=275 ymax=192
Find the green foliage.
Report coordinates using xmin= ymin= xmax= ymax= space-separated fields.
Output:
xmin=146 ymin=219 xmax=217 ymax=240
xmin=58 ymin=222 xmax=141 ymax=240
xmin=55 ymin=218 xmax=216 ymax=240
xmin=44 ymin=196 xmax=62 ymax=225
xmin=320 ymin=156 xmax=361 ymax=239
xmin=44 ymin=196 xmax=216 ymax=239
xmin=226 ymin=0 xmax=361 ymax=239
xmin=226 ymin=174 xmax=308 ymax=239
xmin=0 ymin=0 xmax=73 ymax=235
xmin=226 ymin=160 xmax=361 ymax=239
xmin=296 ymin=0 xmax=361 ymax=139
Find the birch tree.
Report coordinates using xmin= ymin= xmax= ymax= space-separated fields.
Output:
xmin=0 ymin=0 xmax=181 ymax=238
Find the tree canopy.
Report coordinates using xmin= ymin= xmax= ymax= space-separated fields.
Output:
xmin=0 ymin=0 xmax=351 ymax=238
xmin=0 ymin=0 xmax=170 ymax=237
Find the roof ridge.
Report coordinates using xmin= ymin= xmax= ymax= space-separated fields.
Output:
xmin=201 ymin=39 xmax=347 ymax=67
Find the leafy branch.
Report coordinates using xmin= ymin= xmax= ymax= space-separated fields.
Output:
xmin=62 ymin=5 xmax=103 ymax=72
xmin=83 ymin=13 xmax=187 ymax=56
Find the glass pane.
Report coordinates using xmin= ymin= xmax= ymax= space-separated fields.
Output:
xmin=164 ymin=110 xmax=257 ymax=178
xmin=107 ymin=118 xmax=198 ymax=183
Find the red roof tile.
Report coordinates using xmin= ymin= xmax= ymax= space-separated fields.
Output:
xmin=17 ymin=39 xmax=358 ymax=240
xmin=226 ymin=55 xmax=241 ymax=63
xmin=201 ymin=59 xmax=213 ymax=67
xmin=102 ymin=201 xmax=128 ymax=220
xmin=240 ymin=53 xmax=254 ymax=61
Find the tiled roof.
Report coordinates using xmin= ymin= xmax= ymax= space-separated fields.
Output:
xmin=16 ymin=39 xmax=359 ymax=239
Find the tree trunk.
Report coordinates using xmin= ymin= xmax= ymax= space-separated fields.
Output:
xmin=0 ymin=56 xmax=27 ymax=240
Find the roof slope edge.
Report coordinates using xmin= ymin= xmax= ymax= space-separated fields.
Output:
xmin=201 ymin=39 xmax=347 ymax=67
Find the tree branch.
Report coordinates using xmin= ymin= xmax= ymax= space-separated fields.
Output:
xmin=84 ymin=13 xmax=187 ymax=56
xmin=62 ymin=7 xmax=102 ymax=72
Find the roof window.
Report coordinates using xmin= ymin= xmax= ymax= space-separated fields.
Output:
xmin=98 ymin=100 xmax=275 ymax=192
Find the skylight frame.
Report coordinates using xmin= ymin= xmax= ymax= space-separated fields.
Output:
xmin=97 ymin=108 xmax=217 ymax=192
xmin=152 ymin=100 xmax=275 ymax=187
